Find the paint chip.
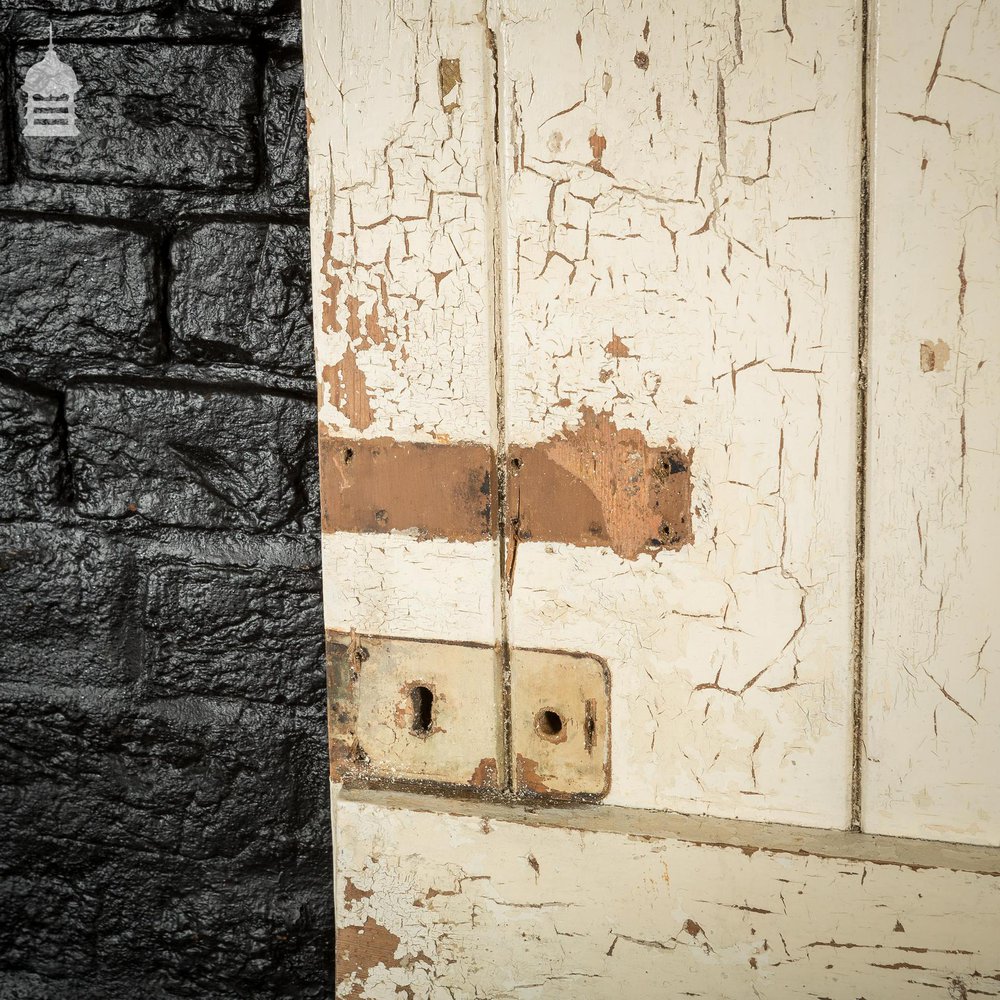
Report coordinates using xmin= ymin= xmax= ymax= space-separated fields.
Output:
xmin=920 ymin=339 xmax=950 ymax=373
xmin=439 ymin=58 xmax=461 ymax=113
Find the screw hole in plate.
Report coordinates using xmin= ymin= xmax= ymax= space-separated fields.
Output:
xmin=535 ymin=708 xmax=565 ymax=742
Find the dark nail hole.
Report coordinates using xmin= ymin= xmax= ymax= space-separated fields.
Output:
xmin=344 ymin=448 xmax=354 ymax=463
xmin=510 ymin=457 xmax=522 ymax=470
xmin=535 ymin=709 xmax=564 ymax=740
xmin=410 ymin=685 xmax=434 ymax=736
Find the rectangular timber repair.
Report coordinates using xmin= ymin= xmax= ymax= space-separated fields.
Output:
xmin=303 ymin=0 xmax=1000 ymax=995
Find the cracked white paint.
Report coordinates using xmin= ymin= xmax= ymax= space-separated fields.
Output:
xmin=498 ymin=0 xmax=862 ymax=825
xmin=321 ymin=532 xmax=497 ymax=646
xmin=304 ymin=0 xmax=501 ymax=667
xmin=302 ymin=4 xmax=1000 ymax=987
xmin=334 ymin=791 xmax=1000 ymax=999
xmin=863 ymin=0 xmax=1000 ymax=847
xmin=306 ymin=0 xmax=497 ymax=445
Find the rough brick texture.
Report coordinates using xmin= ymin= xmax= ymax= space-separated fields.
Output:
xmin=0 ymin=3 xmax=329 ymax=998
xmin=0 ymin=219 xmax=159 ymax=381
xmin=67 ymin=382 xmax=316 ymax=530
xmin=264 ymin=52 xmax=309 ymax=207
xmin=17 ymin=44 xmax=259 ymax=190
xmin=0 ymin=688 xmax=329 ymax=999
xmin=171 ymin=222 xmax=313 ymax=377
xmin=0 ymin=382 xmax=62 ymax=520
xmin=142 ymin=560 xmax=325 ymax=706
xmin=0 ymin=532 xmax=140 ymax=688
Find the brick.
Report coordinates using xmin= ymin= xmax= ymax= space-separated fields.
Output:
xmin=0 ymin=383 xmax=61 ymax=520
xmin=264 ymin=52 xmax=308 ymax=208
xmin=16 ymin=44 xmax=259 ymax=190
xmin=0 ymin=690 xmax=330 ymax=999
xmin=142 ymin=560 xmax=324 ymax=706
xmin=0 ymin=532 xmax=140 ymax=688
xmin=0 ymin=59 xmax=9 ymax=184
xmin=0 ymin=866 xmax=329 ymax=1000
xmin=191 ymin=0 xmax=288 ymax=14
xmin=0 ymin=220 xmax=158 ymax=381
xmin=0 ymin=0 xmax=169 ymax=10
xmin=0 ymin=688 xmax=327 ymax=869
xmin=170 ymin=222 xmax=313 ymax=378
xmin=66 ymin=382 xmax=316 ymax=531
xmin=0 ymin=876 xmax=97 ymax=983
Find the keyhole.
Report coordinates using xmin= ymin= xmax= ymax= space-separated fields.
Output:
xmin=410 ymin=685 xmax=434 ymax=736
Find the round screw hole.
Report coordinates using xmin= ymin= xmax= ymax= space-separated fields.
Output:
xmin=535 ymin=709 xmax=564 ymax=741
xmin=410 ymin=685 xmax=434 ymax=736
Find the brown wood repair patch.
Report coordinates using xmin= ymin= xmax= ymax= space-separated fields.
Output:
xmin=320 ymin=436 xmax=495 ymax=541
xmin=320 ymin=411 xmax=694 ymax=560
xmin=508 ymin=408 xmax=694 ymax=560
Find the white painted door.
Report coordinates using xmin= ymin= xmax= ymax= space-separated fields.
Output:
xmin=302 ymin=1 xmax=1000 ymax=996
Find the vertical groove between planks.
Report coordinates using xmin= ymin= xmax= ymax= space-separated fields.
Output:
xmin=851 ymin=0 xmax=875 ymax=832
xmin=484 ymin=1 xmax=514 ymax=791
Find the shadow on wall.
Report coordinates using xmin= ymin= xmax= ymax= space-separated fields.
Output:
xmin=0 ymin=2 xmax=333 ymax=998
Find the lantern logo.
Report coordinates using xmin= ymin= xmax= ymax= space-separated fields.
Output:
xmin=22 ymin=25 xmax=81 ymax=138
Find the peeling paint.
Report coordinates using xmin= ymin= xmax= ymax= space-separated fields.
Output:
xmin=334 ymin=917 xmax=403 ymax=986
xmin=333 ymin=797 xmax=1000 ymax=999
xmin=438 ymin=58 xmax=462 ymax=113
xmin=864 ymin=0 xmax=1000 ymax=847
xmin=306 ymin=0 xmax=866 ymax=831
xmin=509 ymin=408 xmax=693 ymax=560
xmin=322 ymin=352 xmax=374 ymax=431
xmin=919 ymin=338 xmax=950 ymax=373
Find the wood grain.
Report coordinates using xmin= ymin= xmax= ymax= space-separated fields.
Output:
xmin=498 ymin=0 xmax=864 ymax=826
xmin=335 ymin=790 xmax=1000 ymax=999
xmin=863 ymin=0 xmax=1000 ymax=846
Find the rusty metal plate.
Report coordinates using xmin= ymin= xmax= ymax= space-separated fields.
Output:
xmin=327 ymin=632 xmax=502 ymax=789
xmin=510 ymin=647 xmax=611 ymax=799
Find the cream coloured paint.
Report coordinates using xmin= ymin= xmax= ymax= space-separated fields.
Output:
xmin=302 ymin=0 xmax=1000 ymax=993
xmin=863 ymin=0 xmax=1000 ymax=848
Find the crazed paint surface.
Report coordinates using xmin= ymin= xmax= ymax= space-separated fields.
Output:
xmin=334 ymin=793 xmax=1000 ymax=999
xmin=306 ymin=0 xmax=863 ymax=828
xmin=300 ymin=2 xmax=1000 ymax=991
xmin=499 ymin=0 xmax=862 ymax=826
xmin=310 ymin=3 xmax=495 ymax=447
xmin=864 ymin=0 xmax=1000 ymax=847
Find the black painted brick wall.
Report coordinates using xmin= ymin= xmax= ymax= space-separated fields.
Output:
xmin=0 ymin=3 xmax=331 ymax=998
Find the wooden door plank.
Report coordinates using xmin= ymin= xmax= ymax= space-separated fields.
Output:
xmin=498 ymin=0 xmax=864 ymax=825
xmin=303 ymin=0 xmax=503 ymax=780
xmin=863 ymin=0 xmax=1000 ymax=845
xmin=335 ymin=790 xmax=1000 ymax=1000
